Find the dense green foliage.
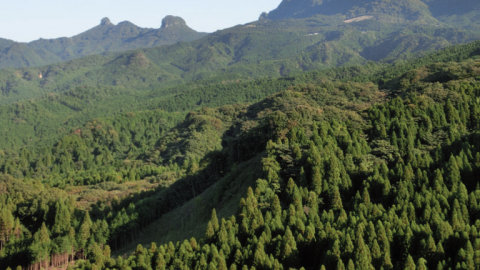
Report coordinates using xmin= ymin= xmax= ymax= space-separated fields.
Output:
xmin=2 ymin=40 xmax=480 ymax=154
xmin=1 ymin=42 xmax=480 ymax=270
xmin=2 ymin=3 xmax=480 ymax=268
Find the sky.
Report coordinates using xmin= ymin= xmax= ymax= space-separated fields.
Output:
xmin=0 ymin=0 xmax=282 ymax=43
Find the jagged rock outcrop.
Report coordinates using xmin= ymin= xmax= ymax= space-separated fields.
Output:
xmin=100 ymin=17 xmax=114 ymax=26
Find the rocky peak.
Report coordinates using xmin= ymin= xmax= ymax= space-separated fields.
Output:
xmin=161 ymin=15 xmax=186 ymax=28
xmin=101 ymin=17 xmax=114 ymax=26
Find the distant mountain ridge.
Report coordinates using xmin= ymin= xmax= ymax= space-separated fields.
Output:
xmin=0 ymin=15 xmax=207 ymax=69
xmin=1 ymin=0 xmax=480 ymax=105
xmin=2 ymin=0 xmax=479 ymax=70
xmin=2 ymin=14 xmax=480 ymax=106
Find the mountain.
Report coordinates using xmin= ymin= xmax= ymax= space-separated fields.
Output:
xmin=2 ymin=0 xmax=480 ymax=71
xmin=0 ymin=16 xmax=207 ymax=69
xmin=262 ymin=0 xmax=435 ymax=22
xmin=262 ymin=0 xmax=480 ymax=28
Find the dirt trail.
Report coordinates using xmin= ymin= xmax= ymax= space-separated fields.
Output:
xmin=344 ymin=15 xmax=374 ymax=23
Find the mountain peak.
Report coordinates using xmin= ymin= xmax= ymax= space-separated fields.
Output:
xmin=101 ymin=17 xmax=114 ymax=26
xmin=161 ymin=15 xmax=186 ymax=28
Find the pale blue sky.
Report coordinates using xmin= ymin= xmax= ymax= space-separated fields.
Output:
xmin=1 ymin=0 xmax=282 ymax=42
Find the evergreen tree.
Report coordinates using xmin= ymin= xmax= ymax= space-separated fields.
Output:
xmin=404 ymin=255 xmax=416 ymax=270
xmin=311 ymin=166 xmax=322 ymax=195
xmin=77 ymin=211 xmax=92 ymax=259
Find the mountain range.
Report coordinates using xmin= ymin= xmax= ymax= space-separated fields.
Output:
xmin=0 ymin=15 xmax=206 ymax=69
xmin=1 ymin=0 xmax=479 ymax=71
xmin=2 ymin=0 xmax=480 ymax=106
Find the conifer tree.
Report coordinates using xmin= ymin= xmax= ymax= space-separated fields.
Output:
xmin=206 ymin=221 xmax=216 ymax=242
xmin=52 ymin=200 xmax=71 ymax=235
xmin=371 ymin=239 xmax=382 ymax=261
xmin=446 ymin=155 xmax=461 ymax=193
xmin=417 ymin=258 xmax=427 ymax=270
xmin=337 ymin=259 xmax=346 ymax=270
xmin=331 ymin=186 xmax=344 ymax=210
xmin=311 ymin=166 xmax=322 ymax=195
xmin=282 ymin=226 xmax=297 ymax=265
xmin=355 ymin=230 xmax=374 ymax=270
xmin=347 ymin=259 xmax=355 ymax=270
xmin=77 ymin=211 xmax=92 ymax=259
xmin=345 ymin=233 xmax=354 ymax=257
xmin=384 ymin=251 xmax=394 ymax=269
xmin=404 ymin=255 xmax=416 ymax=270
xmin=30 ymin=222 xmax=52 ymax=269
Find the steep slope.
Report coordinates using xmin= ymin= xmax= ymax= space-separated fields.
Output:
xmin=0 ymin=16 xmax=207 ymax=69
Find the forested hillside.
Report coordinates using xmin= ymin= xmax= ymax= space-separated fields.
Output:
xmin=2 ymin=40 xmax=480 ymax=153
xmin=0 ymin=40 xmax=479 ymax=269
